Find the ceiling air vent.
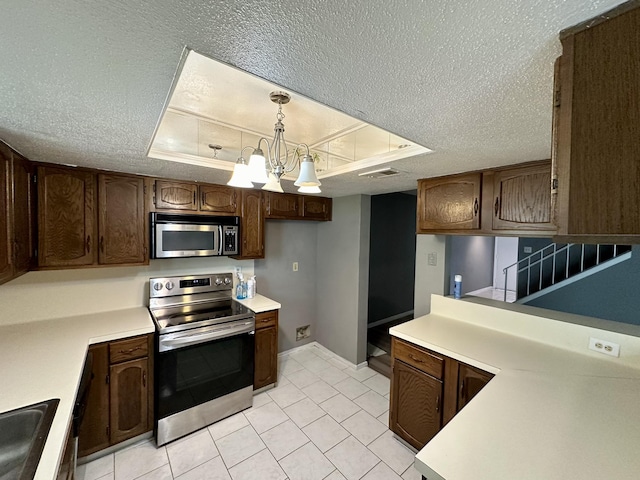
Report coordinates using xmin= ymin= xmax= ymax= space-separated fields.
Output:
xmin=358 ymin=167 xmax=401 ymax=179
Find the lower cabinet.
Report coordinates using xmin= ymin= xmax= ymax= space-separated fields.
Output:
xmin=78 ymin=334 xmax=152 ymax=458
xmin=254 ymin=310 xmax=278 ymax=390
xmin=390 ymin=337 xmax=493 ymax=450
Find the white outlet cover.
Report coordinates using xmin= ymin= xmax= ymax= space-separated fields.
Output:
xmin=588 ymin=337 xmax=620 ymax=357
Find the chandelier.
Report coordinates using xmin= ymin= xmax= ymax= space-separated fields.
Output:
xmin=227 ymin=91 xmax=321 ymax=193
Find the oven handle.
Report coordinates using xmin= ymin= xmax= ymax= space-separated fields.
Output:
xmin=159 ymin=321 xmax=254 ymax=351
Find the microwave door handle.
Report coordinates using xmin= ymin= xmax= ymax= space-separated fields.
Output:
xmin=218 ymin=225 xmax=223 ymax=255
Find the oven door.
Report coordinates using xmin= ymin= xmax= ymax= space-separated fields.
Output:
xmin=154 ymin=223 xmax=221 ymax=258
xmin=155 ymin=320 xmax=255 ymax=423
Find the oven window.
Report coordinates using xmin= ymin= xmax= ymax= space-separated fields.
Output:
xmin=162 ymin=231 xmax=215 ymax=252
xmin=156 ymin=333 xmax=254 ymax=418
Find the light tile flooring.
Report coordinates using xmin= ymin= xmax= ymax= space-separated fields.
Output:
xmin=77 ymin=344 xmax=421 ymax=480
xmin=467 ymin=286 xmax=516 ymax=303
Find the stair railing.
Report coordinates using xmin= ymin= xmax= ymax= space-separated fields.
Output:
xmin=502 ymin=243 xmax=623 ymax=302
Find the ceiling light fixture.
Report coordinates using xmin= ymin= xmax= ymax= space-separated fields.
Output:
xmin=227 ymin=146 xmax=255 ymax=188
xmin=232 ymin=91 xmax=321 ymax=193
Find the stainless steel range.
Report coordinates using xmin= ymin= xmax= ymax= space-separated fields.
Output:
xmin=148 ymin=272 xmax=255 ymax=446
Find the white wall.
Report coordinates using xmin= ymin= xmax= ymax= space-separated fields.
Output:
xmin=316 ymin=195 xmax=371 ymax=365
xmin=414 ymin=235 xmax=449 ymax=317
xmin=254 ymin=220 xmax=318 ymax=352
xmin=0 ymin=257 xmax=254 ymax=326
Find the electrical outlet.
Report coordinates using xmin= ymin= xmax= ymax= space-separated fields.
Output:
xmin=427 ymin=252 xmax=437 ymax=266
xmin=523 ymin=246 xmax=533 ymax=254
xmin=296 ymin=325 xmax=310 ymax=341
xmin=588 ymin=337 xmax=620 ymax=357
xmin=293 ymin=262 xmax=299 ymax=272
xmin=233 ymin=266 xmax=241 ymax=276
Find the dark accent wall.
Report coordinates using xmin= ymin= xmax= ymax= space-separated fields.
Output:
xmin=367 ymin=193 xmax=416 ymax=324
xmin=447 ymin=236 xmax=495 ymax=295
xmin=523 ymin=245 xmax=640 ymax=326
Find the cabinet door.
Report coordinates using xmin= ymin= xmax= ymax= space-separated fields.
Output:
xmin=154 ymin=180 xmax=197 ymax=211
xmin=98 ymin=174 xmax=146 ymax=265
xmin=235 ymin=189 xmax=264 ymax=259
xmin=457 ymin=363 xmax=493 ymax=411
xmin=254 ymin=323 xmax=278 ymax=390
xmin=554 ymin=7 xmax=640 ymax=237
xmin=492 ymin=163 xmax=552 ymax=231
xmin=264 ymin=192 xmax=301 ymax=219
xmin=37 ymin=166 xmax=96 ymax=267
xmin=200 ymin=184 xmax=239 ymax=214
xmin=0 ymin=148 xmax=12 ymax=284
xmin=302 ymin=196 xmax=332 ymax=221
xmin=110 ymin=357 xmax=149 ymax=444
xmin=417 ymin=173 xmax=481 ymax=231
xmin=78 ymin=344 xmax=110 ymax=457
xmin=11 ymin=154 xmax=35 ymax=275
xmin=390 ymin=360 xmax=443 ymax=450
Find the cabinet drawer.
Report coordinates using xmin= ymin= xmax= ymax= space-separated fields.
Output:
xmin=393 ymin=338 xmax=444 ymax=380
xmin=109 ymin=335 xmax=149 ymax=364
xmin=255 ymin=311 xmax=277 ymax=330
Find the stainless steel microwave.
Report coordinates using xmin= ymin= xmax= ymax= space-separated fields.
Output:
xmin=150 ymin=213 xmax=240 ymax=259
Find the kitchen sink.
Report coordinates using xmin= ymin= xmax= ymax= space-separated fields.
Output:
xmin=0 ymin=399 xmax=59 ymax=480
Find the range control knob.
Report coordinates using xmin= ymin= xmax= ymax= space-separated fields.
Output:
xmin=153 ymin=282 xmax=163 ymax=291
xmin=223 ymin=277 xmax=232 ymax=285
xmin=215 ymin=277 xmax=223 ymax=286
xmin=165 ymin=281 xmax=174 ymax=291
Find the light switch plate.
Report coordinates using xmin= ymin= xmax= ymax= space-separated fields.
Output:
xmin=524 ymin=246 xmax=533 ymax=254
xmin=428 ymin=252 xmax=437 ymax=266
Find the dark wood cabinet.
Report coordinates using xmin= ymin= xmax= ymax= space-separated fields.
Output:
xmin=264 ymin=192 xmax=301 ymax=219
xmin=37 ymin=166 xmax=96 ymax=267
xmin=0 ymin=150 xmax=11 ymax=285
xmin=98 ymin=174 xmax=146 ymax=265
xmin=491 ymin=162 xmax=553 ymax=232
xmin=457 ymin=363 xmax=494 ymax=411
xmin=78 ymin=335 xmax=152 ymax=458
xmin=254 ymin=310 xmax=278 ymax=390
xmin=553 ymin=3 xmax=640 ymax=240
xmin=417 ymin=172 xmax=481 ymax=232
xmin=302 ymin=196 xmax=332 ymax=221
xmin=11 ymin=154 xmax=35 ymax=276
xmin=153 ymin=180 xmax=198 ymax=211
xmin=390 ymin=337 xmax=493 ymax=450
xmin=233 ymin=189 xmax=264 ymax=259
xmin=199 ymin=184 xmax=239 ymax=214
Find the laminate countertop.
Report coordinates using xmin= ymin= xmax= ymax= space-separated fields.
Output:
xmin=390 ymin=295 xmax=640 ymax=480
xmin=235 ymin=294 xmax=282 ymax=313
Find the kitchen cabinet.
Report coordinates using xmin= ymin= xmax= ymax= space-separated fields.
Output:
xmin=302 ymin=196 xmax=332 ymax=221
xmin=552 ymin=3 xmax=640 ymax=240
xmin=233 ymin=189 xmax=264 ymax=260
xmin=78 ymin=335 xmax=152 ymax=458
xmin=264 ymin=192 xmax=301 ymax=219
xmin=390 ymin=338 xmax=443 ymax=450
xmin=491 ymin=162 xmax=553 ymax=232
xmin=37 ymin=165 xmax=96 ymax=267
xmin=98 ymin=174 xmax=146 ymax=265
xmin=37 ymin=166 xmax=148 ymax=268
xmin=153 ymin=180 xmax=198 ymax=211
xmin=56 ymin=419 xmax=75 ymax=480
xmin=417 ymin=172 xmax=481 ymax=232
xmin=457 ymin=363 xmax=494 ymax=411
xmin=199 ymin=184 xmax=239 ymax=214
xmin=390 ymin=337 xmax=493 ymax=450
xmin=254 ymin=310 xmax=278 ymax=390
xmin=0 ymin=149 xmax=10 ymax=284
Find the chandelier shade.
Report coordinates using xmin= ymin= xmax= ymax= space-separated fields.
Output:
xmin=226 ymin=157 xmax=254 ymax=188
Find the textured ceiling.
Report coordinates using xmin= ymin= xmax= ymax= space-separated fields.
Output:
xmin=0 ymin=0 xmax=624 ymax=197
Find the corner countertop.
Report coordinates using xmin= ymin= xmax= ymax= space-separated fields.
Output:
xmin=390 ymin=295 xmax=640 ymax=480
xmin=235 ymin=294 xmax=281 ymax=313
xmin=0 ymin=308 xmax=155 ymax=480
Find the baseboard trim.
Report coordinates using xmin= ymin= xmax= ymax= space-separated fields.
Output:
xmin=278 ymin=341 xmax=367 ymax=370
xmin=367 ymin=310 xmax=414 ymax=329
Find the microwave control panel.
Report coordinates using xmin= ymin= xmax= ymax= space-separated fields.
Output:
xmin=222 ymin=226 xmax=239 ymax=255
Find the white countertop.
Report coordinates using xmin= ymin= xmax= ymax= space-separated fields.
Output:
xmin=0 ymin=308 xmax=155 ymax=480
xmin=390 ymin=295 xmax=640 ymax=480
xmin=235 ymin=294 xmax=281 ymax=313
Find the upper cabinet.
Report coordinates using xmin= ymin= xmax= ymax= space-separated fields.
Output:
xmin=0 ymin=143 xmax=36 ymax=285
xmin=232 ymin=189 xmax=264 ymax=260
xmin=153 ymin=180 xmax=198 ymax=211
xmin=302 ymin=196 xmax=332 ymax=221
xmin=553 ymin=3 xmax=640 ymax=240
xmin=38 ymin=165 xmax=147 ymax=268
xmin=152 ymin=180 xmax=239 ymax=216
xmin=264 ymin=191 xmax=332 ymax=221
xmin=417 ymin=172 xmax=481 ymax=232
xmin=199 ymin=184 xmax=239 ymax=215
xmin=417 ymin=161 xmax=555 ymax=236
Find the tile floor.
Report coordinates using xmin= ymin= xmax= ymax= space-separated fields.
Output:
xmin=76 ymin=344 xmax=422 ymax=480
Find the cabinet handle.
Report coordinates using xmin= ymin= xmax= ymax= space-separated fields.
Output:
xmin=473 ymin=198 xmax=479 ymax=216
xmin=201 ymin=192 xmax=205 ymax=206
xmin=100 ymin=236 xmax=105 ymax=253
xmin=494 ymin=197 xmax=499 ymax=217
xmin=119 ymin=346 xmax=142 ymax=355
xmin=408 ymin=353 xmax=424 ymax=364
xmin=142 ymin=370 xmax=147 ymax=387
xmin=86 ymin=235 xmax=91 ymax=253
xmin=460 ymin=381 xmax=464 ymax=395
xmin=435 ymin=395 xmax=440 ymax=413
xmin=193 ymin=191 xmax=196 ymax=205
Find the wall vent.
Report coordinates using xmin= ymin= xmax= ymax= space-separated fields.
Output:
xmin=358 ymin=167 xmax=401 ymax=179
